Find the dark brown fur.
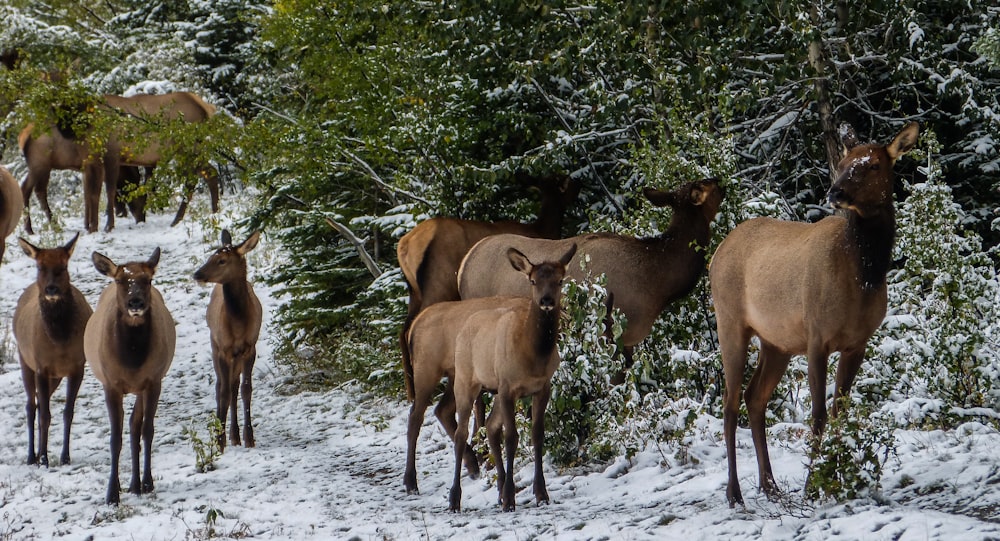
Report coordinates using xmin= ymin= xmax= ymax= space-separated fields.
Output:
xmin=708 ymin=122 xmax=919 ymax=507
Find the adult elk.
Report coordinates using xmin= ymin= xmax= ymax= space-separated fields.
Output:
xmin=709 ymin=122 xmax=918 ymax=507
xmin=85 ymin=248 xmax=176 ymax=505
xmin=13 ymin=233 xmax=92 ymax=467
xmin=458 ymin=178 xmax=724 ymax=363
xmin=19 ymin=91 xmax=220 ymax=233
xmin=407 ymin=244 xmax=576 ymax=511
xmin=193 ymin=230 xmax=263 ymax=451
xmin=0 ymin=166 xmax=24 ymax=264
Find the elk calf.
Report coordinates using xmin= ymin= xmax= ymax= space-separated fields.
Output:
xmin=85 ymin=248 xmax=176 ymax=505
xmin=193 ymin=230 xmax=263 ymax=450
xmin=709 ymin=122 xmax=918 ymax=507
xmin=13 ymin=233 xmax=92 ymax=466
xmin=411 ymin=244 xmax=576 ymax=512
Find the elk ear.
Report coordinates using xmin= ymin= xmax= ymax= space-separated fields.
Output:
xmin=146 ymin=247 xmax=161 ymax=271
xmin=558 ymin=243 xmax=577 ymax=267
xmin=92 ymin=252 xmax=117 ymax=277
xmin=221 ymin=229 xmax=233 ymax=247
xmin=840 ymin=123 xmax=860 ymax=155
xmin=642 ymin=187 xmax=676 ymax=208
xmin=237 ymin=230 xmax=261 ymax=255
xmin=507 ymin=247 xmax=532 ymax=276
xmin=63 ymin=232 xmax=80 ymax=257
xmin=689 ymin=185 xmax=709 ymax=206
xmin=886 ymin=122 xmax=919 ymax=161
xmin=18 ymin=238 xmax=39 ymax=260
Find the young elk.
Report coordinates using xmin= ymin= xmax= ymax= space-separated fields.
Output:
xmin=458 ymin=178 xmax=724 ymax=365
xmin=13 ymin=233 xmax=93 ymax=466
xmin=709 ymin=122 xmax=919 ymax=507
xmin=0 ymin=166 xmax=23 ymax=264
xmin=84 ymin=248 xmax=176 ymax=505
xmin=193 ymin=230 xmax=263 ymax=451
xmin=425 ymin=244 xmax=576 ymax=512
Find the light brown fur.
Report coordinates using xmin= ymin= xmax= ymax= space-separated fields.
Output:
xmin=708 ymin=122 xmax=919 ymax=507
xmin=406 ymin=244 xmax=576 ymax=512
xmin=193 ymin=230 xmax=263 ymax=451
xmin=84 ymin=248 xmax=176 ymax=505
xmin=13 ymin=233 xmax=92 ymax=467
xmin=458 ymin=179 xmax=724 ymax=358
xmin=19 ymin=91 xmax=219 ymax=233
xmin=0 ymin=166 xmax=24 ymax=264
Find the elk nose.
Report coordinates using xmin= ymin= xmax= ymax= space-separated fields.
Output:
xmin=44 ymin=285 xmax=60 ymax=297
xmin=128 ymin=297 xmax=146 ymax=311
xmin=539 ymin=296 xmax=556 ymax=311
xmin=827 ymin=186 xmax=846 ymax=206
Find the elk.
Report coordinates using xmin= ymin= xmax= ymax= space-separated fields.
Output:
xmin=13 ymin=233 xmax=92 ymax=467
xmin=0 ymin=166 xmax=24 ymax=264
xmin=458 ymin=178 xmax=724 ymax=363
xmin=84 ymin=247 xmax=176 ymax=505
xmin=708 ymin=122 xmax=919 ymax=507
xmin=193 ymin=229 xmax=263 ymax=451
xmin=19 ymin=91 xmax=220 ymax=233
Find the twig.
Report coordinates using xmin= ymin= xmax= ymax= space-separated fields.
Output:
xmin=324 ymin=216 xmax=382 ymax=278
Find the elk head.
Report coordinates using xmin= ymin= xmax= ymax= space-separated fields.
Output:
xmin=19 ymin=233 xmax=80 ymax=305
xmin=92 ymin=248 xmax=161 ymax=326
xmin=829 ymin=122 xmax=919 ymax=218
xmin=506 ymin=243 xmax=577 ymax=312
xmin=193 ymin=229 xmax=260 ymax=285
xmin=642 ymin=178 xmax=725 ymax=224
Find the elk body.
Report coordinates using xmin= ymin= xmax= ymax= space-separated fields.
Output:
xmin=458 ymin=178 xmax=724 ymax=361
xmin=193 ymin=230 xmax=262 ymax=451
xmin=19 ymin=91 xmax=220 ymax=233
xmin=0 ymin=166 xmax=23 ymax=264
xmin=13 ymin=233 xmax=92 ymax=467
xmin=84 ymin=248 xmax=176 ymax=505
xmin=708 ymin=122 xmax=919 ymax=507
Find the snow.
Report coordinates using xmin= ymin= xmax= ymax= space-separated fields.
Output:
xmin=0 ymin=191 xmax=999 ymax=540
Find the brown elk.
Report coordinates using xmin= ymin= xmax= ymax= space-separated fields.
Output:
xmin=19 ymin=91 xmax=220 ymax=233
xmin=446 ymin=244 xmax=576 ymax=511
xmin=708 ymin=122 xmax=919 ymax=507
xmin=193 ymin=229 xmax=263 ymax=451
xmin=84 ymin=247 xmax=176 ymax=505
xmin=13 ymin=233 xmax=92 ymax=467
xmin=458 ymin=178 xmax=724 ymax=363
xmin=0 ymin=166 xmax=24 ymax=264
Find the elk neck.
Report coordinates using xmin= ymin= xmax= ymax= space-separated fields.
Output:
xmin=840 ymin=205 xmax=896 ymax=293
xmin=522 ymin=301 xmax=561 ymax=360
xmin=222 ymin=279 xmax=252 ymax=320
xmin=115 ymin=311 xmax=153 ymax=368
xmin=39 ymin=295 xmax=79 ymax=343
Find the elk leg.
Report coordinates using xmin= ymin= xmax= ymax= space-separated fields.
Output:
xmin=229 ymin=368 xmax=241 ymax=447
xmin=203 ymin=165 xmax=220 ymax=213
xmin=20 ymin=360 xmax=38 ymax=465
xmin=497 ymin=390 xmax=519 ymax=512
xmin=170 ymin=176 xmax=198 ymax=227
xmin=404 ymin=388 xmax=433 ymax=495
xmin=484 ymin=400 xmax=505 ymax=505
xmin=214 ymin=358 xmax=230 ymax=451
xmin=449 ymin=382 xmax=478 ymax=512
xmin=83 ymin=162 xmax=105 ymax=233
xmin=531 ymin=384 xmax=551 ymax=505
xmin=128 ymin=393 xmax=144 ymax=494
xmin=718 ymin=323 xmax=750 ymax=508
xmin=61 ymin=371 xmax=83 ymax=465
xmin=433 ymin=384 xmax=480 ymax=479
xmin=241 ymin=350 xmax=256 ymax=448
xmin=745 ymin=342 xmax=791 ymax=500
xmin=104 ymin=388 xmax=125 ymax=505
xmin=807 ymin=345 xmax=831 ymax=436
xmin=102 ymin=159 xmax=120 ymax=233
xmin=141 ymin=385 xmax=161 ymax=494
xmin=832 ymin=349 xmax=865 ymax=417
xmin=35 ymin=373 xmax=52 ymax=468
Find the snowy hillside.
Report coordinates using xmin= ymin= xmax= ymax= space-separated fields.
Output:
xmin=0 ymin=189 xmax=998 ymax=540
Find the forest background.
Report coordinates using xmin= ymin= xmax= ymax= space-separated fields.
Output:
xmin=2 ymin=0 xmax=1000 ymax=501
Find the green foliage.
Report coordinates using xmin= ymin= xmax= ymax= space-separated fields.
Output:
xmin=182 ymin=417 xmax=224 ymax=474
xmin=805 ymin=397 xmax=897 ymax=503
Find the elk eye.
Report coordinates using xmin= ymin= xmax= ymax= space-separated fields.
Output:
xmin=530 ymin=279 xmax=536 ymax=285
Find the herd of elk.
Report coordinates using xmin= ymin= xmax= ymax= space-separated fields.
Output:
xmin=194 ymin=229 xmax=263 ymax=451
xmin=407 ymin=244 xmax=576 ymax=511
xmin=458 ymin=178 xmax=725 ymax=364
xmin=13 ymin=233 xmax=92 ymax=467
xmin=19 ymin=91 xmax=220 ymax=233
xmin=84 ymin=248 xmax=176 ymax=505
xmin=709 ymin=122 xmax=919 ymax=506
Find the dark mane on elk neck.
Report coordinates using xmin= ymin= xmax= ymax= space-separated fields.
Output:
xmin=39 ymin=298 xmax=79 ymax=343
xmin=115 ymin=316 xmax=153 ymax=369
xmin=841 ymin=207 xmax=895 ymax=292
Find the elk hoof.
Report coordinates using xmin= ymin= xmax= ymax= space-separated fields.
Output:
xmin=60 ymin=452 xmax=71 ymax=466
xmin=448 ymin=487 xmax=462 ymax=512
xmin=727 ymin=485 xmax=744 ymax=508
xmin=39 ymin=454 xmax=49 ymax=468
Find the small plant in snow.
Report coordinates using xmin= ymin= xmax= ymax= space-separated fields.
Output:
xmin=183 ymin=416 xmax=224 ymax=473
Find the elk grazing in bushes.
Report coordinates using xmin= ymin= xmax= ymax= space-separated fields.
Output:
xmin=19 ymin=91 xmax=220 ymax=233
xmin=708 ymin=122 xmax=919 ymax=507
xmin=85 ymin=248 xmax=176 ymax=505
xmin=0 ymin=166 xmax=24 ymax=264
xmin=193 ymin=229 xmax=263 ymax=451
xmin=458 ymin=178 xmax=724 ymax=364
xmin=13 ymin=233 xmax=92 ymax=467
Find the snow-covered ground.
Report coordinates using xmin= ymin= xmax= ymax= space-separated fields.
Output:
xmin=0 ymin=184 xmax=998 ymax=540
